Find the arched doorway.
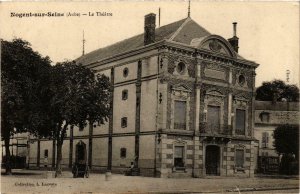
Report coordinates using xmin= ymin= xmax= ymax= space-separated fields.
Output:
xmin=205 ymin=145 xmax=220 ymax=175
xmin=75 ymin=141 xmax=86 ymax=164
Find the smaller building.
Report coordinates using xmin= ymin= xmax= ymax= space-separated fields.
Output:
xmin=254 ymin=100 xmax=299 ymax=173
xmin=1 ymin=132 xmax=29 ymax=169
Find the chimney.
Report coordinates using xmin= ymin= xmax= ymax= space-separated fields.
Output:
xmin=144 ymin=13 xmax=156 ymax=45
xmin=228 ymin=22 xmax=239 ymax=53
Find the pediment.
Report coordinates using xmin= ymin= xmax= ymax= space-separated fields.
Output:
xmin=172 ymin=84 xmax=192 ymax=93
xmin=206 ymin=89 xmax=223 ymax=96
xmin=190 ymin=35 xmax=237 ymax=58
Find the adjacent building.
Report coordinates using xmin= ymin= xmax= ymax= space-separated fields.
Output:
xmin=254 ymin=100 xmax=299 ymax=173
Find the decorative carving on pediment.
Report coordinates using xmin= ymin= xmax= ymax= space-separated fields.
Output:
xmin=209 ymin=40 xmax=222 ymax=52
xmin=235 ymin=144 xmax=246 ymax=149
xmin=206 ymin=90 xmax=224 ymax=97
xmin=172 ymin=84 xmax=192 ymax=93
xmin=173 ymin=138 xmax=187 ymax=145
xmin=233 ymin=91 xmax=251 ymax=100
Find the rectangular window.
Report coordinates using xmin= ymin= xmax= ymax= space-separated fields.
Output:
xmin=262 ymin=132 xmax=269 ymax=148
xmin=122 ymin=90 xmax=128 ymax=100
xmin=44 ymin=149 xmax=48 ymax=157
xmin=207 ymin=105 xmax=220 ymax=131
xmin=236 ymin=109 xmax=246 ymax=135
xmin=121 ymin=117 xmax=127 ymax=128
xmin=120 ymin=148 xmax=126 ymax=158
xmin=174 ymin=101 xmax=186 ymax=129
xmin=236 ymin=149 xmax=244 ymax=168
xmin=174 ymin=146 xmax=184 ymax=168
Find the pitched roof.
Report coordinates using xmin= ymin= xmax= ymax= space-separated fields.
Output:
xmin=77 ymin=17 xmax=214 ymax=66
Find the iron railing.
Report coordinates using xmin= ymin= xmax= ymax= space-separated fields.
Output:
xmin=174 ymin=122 xmax=186 ymax=130
xmin=199 ymin=122 xmax=232 ymax=135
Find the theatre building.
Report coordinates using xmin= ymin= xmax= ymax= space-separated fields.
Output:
xmin=24 ymin=13 xmax=260 ymax=177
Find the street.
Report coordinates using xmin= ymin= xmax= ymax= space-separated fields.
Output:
xmin=1 ymin=169 xmax=299 ymax=194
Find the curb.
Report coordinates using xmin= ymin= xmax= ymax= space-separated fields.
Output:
xmin=145 ymin=187 xmax=300 ymax=193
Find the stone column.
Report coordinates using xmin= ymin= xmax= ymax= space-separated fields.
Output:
xmin=228 ymin=93 xmax=233 ymax=134
xmin=134 ymin=61 xmax=142 ymax=168
xmin=193 ymin=60 xmax=201 ymax=177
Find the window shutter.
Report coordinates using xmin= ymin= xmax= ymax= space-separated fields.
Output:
xmin=266 ymin=132 xmax=269 ymax=148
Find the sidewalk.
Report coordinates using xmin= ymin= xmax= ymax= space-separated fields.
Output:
xmin=1 ymin=169 xmax=299 ymax=194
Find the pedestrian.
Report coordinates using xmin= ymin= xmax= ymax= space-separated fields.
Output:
xmin=44 ymin=156 xmax=48 ymax=170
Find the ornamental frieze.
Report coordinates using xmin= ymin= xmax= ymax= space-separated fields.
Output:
xmin=201 ymin=62 xmax=229 ymax=82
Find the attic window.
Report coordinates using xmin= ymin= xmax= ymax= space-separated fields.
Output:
xmin=177 ymin=62 xmax=186 ymax=74
xmin=123 ymin=68 xmax=129 ymax=77
xmin=259 ymin=112 xmax=270 ymax=123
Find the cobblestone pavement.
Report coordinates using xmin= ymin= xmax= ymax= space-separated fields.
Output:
xmin=1 ymin=169 xmax=299 ymax=194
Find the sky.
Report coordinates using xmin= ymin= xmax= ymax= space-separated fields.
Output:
xmin=0 ymin=1 xmax=299 ymax=87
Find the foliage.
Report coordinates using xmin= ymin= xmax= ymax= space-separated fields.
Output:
xmin=1 ymin=38 xmax=51 ymax=174
xmin=1 ymin=39 xmax=111 ymax=176
xmin=47 ymin=61 xmax=110 ymax=175
xmin=256 ymin=80 xmax=299 ymax=102
xmin=273 ymin=124 xmax=299 ymax=159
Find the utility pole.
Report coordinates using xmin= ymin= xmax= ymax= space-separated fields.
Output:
xmin=82 ymin=30 xmax=86 ymax=56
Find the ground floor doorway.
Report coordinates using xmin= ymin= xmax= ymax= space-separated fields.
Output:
xmin=205 ymin=145 xmax=220 ymax=175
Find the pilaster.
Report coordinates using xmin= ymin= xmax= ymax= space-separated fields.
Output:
xmin=107 ymin=67 xmax=114 ymax=171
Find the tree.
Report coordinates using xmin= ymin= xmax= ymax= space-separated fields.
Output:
xmin=47 ymin=61 xmax=110 ymax=176
xmin=1 ymin=39 xmax=51 ymax=174
xmin=273 ymin=124 xmax=299 ymax=174
xmin=273 ymin=124 xmax=299 ymax=159
xmin=256 ymin=80 xmax=299 ymax=102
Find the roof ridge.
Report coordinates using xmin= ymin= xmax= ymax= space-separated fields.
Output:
xmin=169 ymin=17 xmax=191 ymax=41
